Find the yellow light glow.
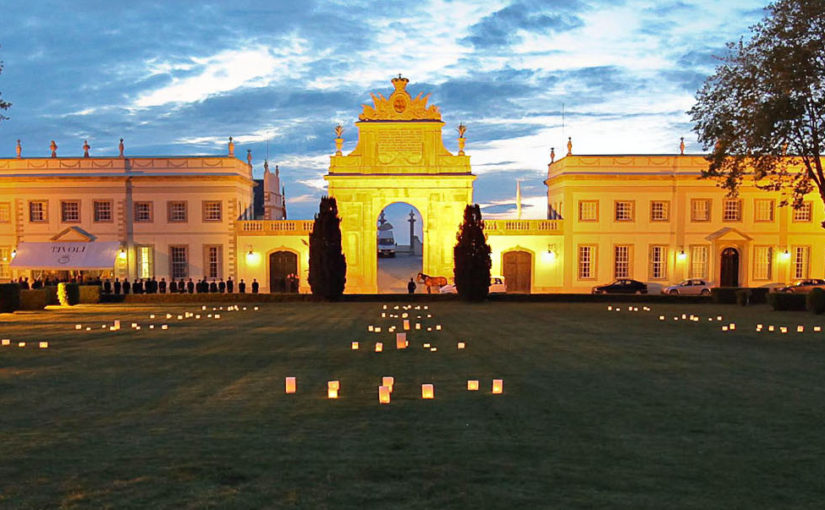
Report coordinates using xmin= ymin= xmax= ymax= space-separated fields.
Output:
xmin=378 ymin=385 xmax=391 ymax=404
xmin=421 ymin=384 xmax=434 ymax=399
xmin=382 ymin=376 xmax=394 ymax=392
xmin=780 ymin=249 xmax=791 ymax=261
xmin=375 ymin=342 xmax=383 ymax=352
xmin=328 ymin=380 xmax=339 ymax=399
xmin=492 ymin=379 xmax=503 ymax=394
xmin=351 ymin=341 xmax=359 ymax=350
xmin=118 ymin=248 xmax=127 ymax=260
xmin=285 ymin=377 xmax=296 ymax=394
xmin=395 ymin=333 xmax=407 ymax=349
xmin=467 ymin=380 xmax=479 ymax=391
xmin=677 ymin=250 xmax=687 ymax=261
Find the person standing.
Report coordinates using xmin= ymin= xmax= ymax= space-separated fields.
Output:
xmin=238 ymin=279 xmax=246 ymax=293
xmin=103 ymin=279 xmax=112 ymax=294
xmin=159 ymin=277 xmax=167 ymax=294
xmin=219 ymin=279 xmax=226 ymax=293
xmin=227 ymin=277 xmax=234 ymax=293
xmin=169 ymin=279 xmax=177 ymax=293
xmin=251 ymin=279 xmax=259 ymax=294
xmin=123 ymin=278 xmax=131 ymax=295
xmin=186 ymin=279 xmax=194 ymax=294
xmin=209 ymin=280 xmax=218 ymax=293
xmin=407 ymin=277 xmax=416 ymax=295
xmin=114 ymin=278 xmax=121 ymax=295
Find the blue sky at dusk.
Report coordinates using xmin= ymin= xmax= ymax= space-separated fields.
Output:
xmin=0 ymin=0 xmax=766 ymax=227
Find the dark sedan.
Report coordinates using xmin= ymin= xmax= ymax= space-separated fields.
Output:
xmin=779 ymin=279 xmax=825 ymax=294
xmin=592 ymin=279 xmax=648 ymax=295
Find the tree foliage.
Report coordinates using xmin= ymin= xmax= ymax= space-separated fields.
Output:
xmin=308 ymin=196 xmax=347 ymax=300
xmin=453 ymin=204 xmax=491 ymax=302
xmin=689 ymin=0 xmax=825 ymax=226
xmin=0 ymin=48 xmax=11 ymax=122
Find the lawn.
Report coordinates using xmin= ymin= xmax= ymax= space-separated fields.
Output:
xmin=1 ymin=301 xmax=825 ymax=509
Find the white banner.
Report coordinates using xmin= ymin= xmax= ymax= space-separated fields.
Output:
xmin=10 ymin=242 xmax=120 ymax=269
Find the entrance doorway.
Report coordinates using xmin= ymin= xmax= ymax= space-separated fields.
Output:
xmin=720 ymin=248 xmax=739 ymax=287
xmin=269 ymin=251 xmax=298 ymax=293
xmin=377 ymin=203 xmax=423 ymax=293
xmin=503 ymin=250 xmax=532 ymax=293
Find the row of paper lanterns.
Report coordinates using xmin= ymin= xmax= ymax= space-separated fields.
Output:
xmin=283 ymin=377 xmax=503 ymax=402
xmin=2 ymin=339 xmax=48 ymax=349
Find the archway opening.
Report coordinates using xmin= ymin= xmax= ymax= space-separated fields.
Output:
xmin=269 ymin=250 xmax=298 ymax=293
xmin=377 ymin=202 xmax=423 ymax=294
xmin=720 ymin=247 xmax=740 ymax=287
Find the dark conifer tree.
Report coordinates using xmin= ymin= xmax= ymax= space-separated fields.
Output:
xmin=453 ymin=204 xmax=491 ymax=301
xmin=308 ymin=196 xmax=347 ymax=300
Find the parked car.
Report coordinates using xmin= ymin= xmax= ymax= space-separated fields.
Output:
xmin=439 ymin=276 xmax=507 ymax=294
xmin=778 ymin=279 xmax=825 ymax=294
xmin=661 ymin=279 xmax=712 ymax=296
xmin=591 ymin=279 xmax=648 ymax=294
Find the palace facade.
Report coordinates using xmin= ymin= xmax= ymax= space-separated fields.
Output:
xmin=2 ymin=78 xmax=823 ymax=293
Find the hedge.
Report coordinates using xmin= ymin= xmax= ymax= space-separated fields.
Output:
xmin=807 ymin=288 xmax=825 ymax=315
xmin=0 ymin=283 xmax=21 ymax=313
xmin=57 ymin=282 xmax=80 ymax=306
xmin=768 ymin=292 xmax=807 ymax=311
xmin=713 ymin=287 xmax=770 ymax=305
xmin=19 ymin=289 xmax=48 ymax=310
xmin=79 ymin=285 xmax=101 ymax=304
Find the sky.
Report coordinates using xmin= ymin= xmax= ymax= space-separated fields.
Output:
xmin=0 ymin=0 xmax=768 ymax=230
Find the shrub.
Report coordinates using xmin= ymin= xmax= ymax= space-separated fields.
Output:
xmin=0 ymin=283 xmax=20 ymax=313
xmin=711 ymin=287 xmax=738 ymax=304
xmin=735 ymin=289 xmax=751 ymax=306
xmin=57 ymin=282 xmax=80 ymax=306
xmin=807 ymin=288 xmax=825 ymax=315
xmin=768 ymin=292 xmax=807 ymax=311
xmin=78 ymin=285 xmax=101 ymax=304
xmin=42 ymin=285 xmax=59 ymax=305
xmin=19 ymin=289 xmax=47 ymax=310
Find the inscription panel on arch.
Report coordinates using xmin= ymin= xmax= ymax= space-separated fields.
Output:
xmin=376 ymin=131 xmax=423 ymax=165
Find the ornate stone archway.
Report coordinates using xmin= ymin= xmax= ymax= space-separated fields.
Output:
xmin=325 ymin=77 xmax=475 ymax=293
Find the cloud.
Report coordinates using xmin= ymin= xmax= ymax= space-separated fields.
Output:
xmin=463 ymin=0 xmax=585 ymax=49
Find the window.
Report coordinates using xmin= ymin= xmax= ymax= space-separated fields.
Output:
xmin=204 ymin=245 xmax=223 ymax=279
xmin=649 ymin=245 xmax=667 ymax=280
xmin=61 ymin=200 xmax=80 ymax=223
xmin=93 ymin=201 xmax=112 ymax=222
xmin=168 ymin=201 xmax=187 ymax=223
xmin=29 ymin=201 xmax=47 ymax=222
xmin=578 ymin=201 xmax=598 ymax=222
xmin=691 ymin=199 xmax=711 ymax=222
xmin=0 ymin=246 xmax=10 ymax=279
xmin=793 ymin=202 xmax=812 ymax=222
xmin=614 ymin=245 xmax=631 ymax=279
xmin=614 ymin=201 xmax=634 ymax=222
xmin=689 ymin=245 xmax=709 ymax=279
xmin=753 ymin=246 xmax=772 ymax=280
xmin=137 ymin=246 xmax=153 ymax=279
xmin=577 ymin=245 xmax=595 ymax=280
xmin=0 ymin=202 xmax=10 ymax=223
xmin=754 ymin=199 xmax=775 ymax=222
xmin=169 ymin=245 xmax=188 ymax=279
xmin=793 ymin=246 xmax=810 ymax=279
xmin=650 ymin=201 xmax=669 ymax=222
xmin=134 ymin=202 xmax=153 ymax=223
xmin=203 ymin=200 xmax=222 ymax=222
xmin=722 ymin=199 xmax=741 ymax=222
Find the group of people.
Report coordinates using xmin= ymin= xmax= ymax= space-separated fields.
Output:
xmin=11 ymin=276 xmax=96 ymax=289
xmin=101 ymin=276 xmax=260 ymax=295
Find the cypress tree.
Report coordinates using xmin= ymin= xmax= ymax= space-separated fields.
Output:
xmin=308 ymin=196 xmax=347 ymax=300
xmin=453 ymin=204 xmax=491 ymax=301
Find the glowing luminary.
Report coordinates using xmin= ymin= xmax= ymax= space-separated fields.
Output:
xmin=757 ymin=324 xmax=763 ymax=329
xmin=18 ymin=342 xmax=26 ymax=348
xmin=383 ymin=305 xmax=387 ymax=310
xmin=177 ymin=315 xmax=184 ymax=320
xmin=202 ymin=305 xmax=207 ymax=310
xmin=351 ymin=341 xmax=359 ymax=350
xmin=131 ymin=323 xmax=138 ymax=328
xmin=815 ymin=326 xmax=822 ymax=332
xmin=149 ymin=325 xmax=155 ymax=329
xmin=150 ymin=314 xmax=155 ymax=319
xmin=375 ymin=342 xmax=383 ymax=352
xmin=659 ymin=316 xmax=665 ymax=321
xmin=328 ymin=381 xmax=339 ymax=399
xmin=430 ymin=347 xmax=437 ymax=352
xmin=166 ymin=314 xmax=172 ymax=319
xmin=135 ymin=326 xmax=141 ymax=331
xmin=607 ymin=306 xmax=613 ymax=311
xmin=681 ymin=314 xmax=687 ymax=320
xmin=396 ymin=333 xmax=407 ymax=349
xmin=375 ymin=327 xmax=382 ymax=333
xmin=39 ymin=342 xmax=48 ymax=349
xmin=722 ymin=326 xmax=729 ymax=332
xmin=427 ymin=327 xmax=433 ymax=332
xmin=285 ymin=377 xmax=297 ymax=394
xmin=85 ymin=327 xmax=91 ymax=331
xmin=797 ymin=325 xmax=804 ymax=333
xmin=436 ymin=325 xmax=442 ymax=331
xmin=402 ymin=312 xmax=408 ymax=319
xmin=415 ymin=323 xmax=421 ymax=330
xmin=379 ymin=385 xmax=391 ymax=404
xmin=113 ymin=320 xmax=121 ymax=330
xmin=492 ymin=379 xmax=504 ymax=394
xmin=615 ymin=308 xmax=621 ymax=312
xmin=457 ymin=342 xmax=465 ymax=349
xmin=382 ymin=376 xmax=394 ymax=392
xmin=368 ymin=325 xmax=374 ymax=332
xmin=381 ymin=313 xmax=386 ymax=318
xmin=423 ymin=343 xmax=431 ymax=348
xmin=1 ymin=339 xmax=10 ymax=346
xmin=75 ymin=324 xmax=82 ymax=330
xmin=424 ymin=306 xmax=429 ymax=310
xmin=467 ymin=380 xmax=479 ymax=391
xmin=254 ymin=306 xmax=259 ymax=311
xmin=195 ymin=314 xmax=201 ymax=319
xmin=716 ymin=316 xmax=723 ymax=321
xmin=214 ymin=314 xmax=221 ymax=319
xmin=780 ymin=327 xmax=788 ymax=334
xmin=161 ymin=325 xmax=168 ymax=330
xmin=729 ymin=323 xmax=736 ymax=331
xmin=403 ymin=320 xmax=410 ymax=331
xmin=768 ymin=326 xmax=775 ymax=332
xmin=421 ymin=384 xmax=434 ymax=399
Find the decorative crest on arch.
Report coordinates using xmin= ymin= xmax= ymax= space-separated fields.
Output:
xmin=359 ymin=75 xmax=442 ymax=121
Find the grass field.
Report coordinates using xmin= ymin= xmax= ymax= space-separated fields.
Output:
xmin=1 ymin=301 xmax=825 ymax=509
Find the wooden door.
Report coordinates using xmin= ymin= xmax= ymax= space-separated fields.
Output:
xmin=269 ymin=251 xmax=298 ymax=293
xmin=720 ymin=248 xmax=739 ymax=287
xmin=503 ymin=251 xmax=532 ymax=293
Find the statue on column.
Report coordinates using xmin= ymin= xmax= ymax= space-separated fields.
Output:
xmin=550 ymin=147 xmax=555 ymax=163
xmin=119 ymin=138 xmax=125 ymax=158
xmin=228 ymin=136 xmax=235 ymax=156
xmin=247 ymin=149 xmax=252 ymax=166
xmin=334 ymin=124 xmax=344 ymax=155
xmin=15 ymin=139 xmax=21 ymax=158
xmin=50 ymin=140 xmax=58 ymax=158
xmin=680 ymin=137 xmax=685 ymax=155
xmin=457 ymin=123 xmax=466 ymax=155
xmin=83 ymin=140 xmax=90 ymax=158
xmin=566 ymin=136 xmax=573 ymax=156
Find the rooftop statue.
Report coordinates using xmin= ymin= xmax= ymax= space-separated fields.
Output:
xmin=359 ymin=75 xmax=441 ymax=121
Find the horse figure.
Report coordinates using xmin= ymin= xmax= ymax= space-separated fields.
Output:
xmin=416 ymin=272 xmax=447 ymax=294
